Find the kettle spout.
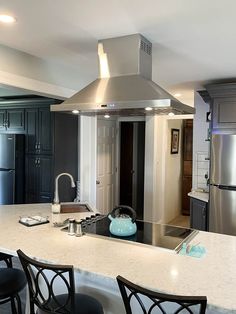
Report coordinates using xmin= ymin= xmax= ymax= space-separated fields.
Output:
xmin=108 ymin=214 xmax=114 ymax=221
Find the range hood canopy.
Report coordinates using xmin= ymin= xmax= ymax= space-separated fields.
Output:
xmin=51 ymin=34 xmax=195 ymax=116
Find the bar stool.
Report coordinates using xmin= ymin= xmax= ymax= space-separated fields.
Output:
xmin=0 ymin=252 xmax=27 ymax=314
xmin=17 ymin=249 xmax=104 ymax=314
xmin=117 ymin=275 xmax=207 ymax=314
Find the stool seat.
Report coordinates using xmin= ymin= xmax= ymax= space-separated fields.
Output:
xmin=0 ymin=268 xmax=27 ymax=299
xmin=38 ymin=293 xmax=104 ymax=314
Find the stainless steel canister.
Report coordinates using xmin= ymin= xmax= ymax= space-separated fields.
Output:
xmin=68 ymin=218 xmax=75 ymax=235
xmin=75 ymin=220 xmax=83 ymax=237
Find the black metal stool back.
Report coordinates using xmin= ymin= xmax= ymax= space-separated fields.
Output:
xmin=17 ymin=249 xmax=76 ymax=314
xmin=0 ymin=252 xmax=13 ymax=268
xmin=117 ymin=276 xmax=207 ymax=314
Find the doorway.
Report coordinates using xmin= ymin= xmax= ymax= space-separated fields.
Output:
xmin=119 ymin=121 xmax=145 ymax=220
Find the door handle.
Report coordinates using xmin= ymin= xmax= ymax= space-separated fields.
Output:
xmin=96 ymin=180 xmax=100 ymax=185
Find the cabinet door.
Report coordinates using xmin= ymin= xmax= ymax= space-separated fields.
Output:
xmin=25 ymin=155 xmax=38 ymax=203
xmin=7 ymin=109 xmax=25 ymax=132
xmin=212 ymin=98 xmax=236 ymax=129
xmin=190 ymin=198 xmax=208 ymax=231
xmin=25 ymin=108 xmax=38 ymax=154
xmin=38 ymin=156 xmax=53 ymax=202
xmin=0 ymin=110 xmax=6 ymax=131
xmin=38 ymin=108 xmax=53 ymax=155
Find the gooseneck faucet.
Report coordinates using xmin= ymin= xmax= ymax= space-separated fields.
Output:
xmin=53 ymin=173 xmax=76 ymax=204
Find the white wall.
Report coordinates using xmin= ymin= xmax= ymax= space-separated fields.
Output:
xmin=0 ymin=43 xmax=81 ymax=98
xmin=80 ymin=116 xmax=97 ymax=207
xmin=143 ymin=116 xmax=166 ymax=223
xmin=144 ymin=116 xmax=183 ymax=224
xmin=164 ymin=119 xmax=183 ymax=223
xmin=192 ymin=92 xmax=210 ymax=191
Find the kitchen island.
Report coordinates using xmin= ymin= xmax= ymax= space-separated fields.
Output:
xmin=0 ymin=204 xmax=235 ymax=314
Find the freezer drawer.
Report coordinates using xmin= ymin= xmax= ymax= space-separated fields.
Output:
xmin=209 ymin=185 xmax=236 ymax=235
xmin=211 ymin=134 xmax=236 ymax=186
xmin=0 ymin=170 xmax=14 ymax=204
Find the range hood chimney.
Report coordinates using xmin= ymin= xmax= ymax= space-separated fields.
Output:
xmin=51 ymin=34 xmax=195 ymax=116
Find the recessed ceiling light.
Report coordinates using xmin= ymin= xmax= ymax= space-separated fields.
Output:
xmin=174 ymin=93 xmax=182 ymax=97
xmin=104 ymin=114 xmax=110 ymax=119
xmin=145 ymin=107 xmax=153 ymax=111
xmin=0 ymin=14 xmax=16 ymax=24
xmin=72 ymin=110 xmax=79 ymax=114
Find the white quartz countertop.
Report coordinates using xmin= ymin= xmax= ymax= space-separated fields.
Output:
xmin=188 ymin=191 xmax=209 ymax=203
xmin=0 ymin=203 xmax=235 ymax=313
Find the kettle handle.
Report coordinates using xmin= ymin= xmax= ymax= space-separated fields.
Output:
xmin=110 ymin=205 xmax=136 ymax=223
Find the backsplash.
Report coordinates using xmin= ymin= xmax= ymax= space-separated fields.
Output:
xmin=192 ymin=151 xmax=209 ymax=191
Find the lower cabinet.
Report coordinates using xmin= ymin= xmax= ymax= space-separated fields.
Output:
xmin=25 ymin=155 xmax=53 ymax=203
xmin=190 ymin=198 xmax=208 ymax=231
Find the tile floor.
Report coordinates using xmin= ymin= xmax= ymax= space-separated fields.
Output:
xmin=168 ymin=215 xmax=190 ymax=228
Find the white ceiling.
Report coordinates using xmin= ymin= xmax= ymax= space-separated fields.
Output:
xmin=0 ymin=0 xmax=236 ymax=104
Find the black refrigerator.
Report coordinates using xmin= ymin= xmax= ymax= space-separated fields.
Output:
xmin=0 ymin=134 xmax=24 ymax=205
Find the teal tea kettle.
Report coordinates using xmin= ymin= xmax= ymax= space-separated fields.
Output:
xmin=108 ymin=205 xmax=137 ymax=237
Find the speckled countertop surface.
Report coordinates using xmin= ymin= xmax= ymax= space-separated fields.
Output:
xmin=188 ymin=191 xmax=209 ymax=203
xmin=0 ymin=203 xmax=235 ymax=313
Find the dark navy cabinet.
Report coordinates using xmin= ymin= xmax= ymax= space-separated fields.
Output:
xmin=0 ymin=95 xmax=78 ymax=205
xmin=0 ymin=108 xmax=25 ymax=132
xmin=25 ymin=107 xmax=53 ymax=155
xmin=190 ymin=197 xmax=208 ymax=231
xmin=25 ymin=155 xmax=53 ymax=203
xmin=206 ymin=83 xmax=236 ymax=131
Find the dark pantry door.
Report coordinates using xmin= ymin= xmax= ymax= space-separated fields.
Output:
xmin=119 ymin=121 xmax=145 ymax=220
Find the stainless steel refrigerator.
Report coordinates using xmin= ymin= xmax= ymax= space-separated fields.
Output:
xmin=210 ymin=133 xmax=236 ymax=235
xmin=0 ymin=134 xmax=24 ymax=205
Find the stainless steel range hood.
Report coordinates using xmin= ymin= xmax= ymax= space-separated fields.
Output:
xmin=51 ymin=34 xmax=195 ymax=116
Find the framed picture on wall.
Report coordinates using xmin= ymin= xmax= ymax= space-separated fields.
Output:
xmin=171 ymin=129 xmax=179 ymax=154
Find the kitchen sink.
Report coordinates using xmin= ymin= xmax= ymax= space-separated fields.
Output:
xmin=60 ymin=203 xmax=92 ymax=213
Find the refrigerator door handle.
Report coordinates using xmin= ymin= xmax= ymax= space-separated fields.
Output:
xmin=218 ymin=185 xmax=236 ymax=191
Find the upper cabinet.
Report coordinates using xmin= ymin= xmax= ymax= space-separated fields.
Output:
xmin=0 ymin=108 xmax=25 ymax=132
xmin=25 ymin=106 xmax=53 ymax=155
xmin=206 ymin=83 xmax=236 ymax=130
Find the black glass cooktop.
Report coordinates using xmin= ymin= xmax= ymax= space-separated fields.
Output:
xmin=80 ymin=215 xmax=197 ymax=251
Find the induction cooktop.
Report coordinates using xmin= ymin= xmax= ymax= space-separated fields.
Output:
xmin=78 ymin=215 xmax=197 ymax=251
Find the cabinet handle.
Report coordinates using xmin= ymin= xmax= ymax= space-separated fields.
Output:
xmin=202 ymin=208 xmax=206 ymax=217
xmin=35 ymin=143 xmax=38 ymax=150
xmin=37 ymin=158 xmax=40 ymax=166
xmin=34 ymin=158 xmax=38 ymax=165
xmin=38 ymin=142 xmax=41 ymax=151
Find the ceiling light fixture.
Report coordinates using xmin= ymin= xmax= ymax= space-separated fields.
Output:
xmin=0 ymin=14 xmax=16 ymax=24
xmin=145 ymin=107 xmax=153 ymax=111
xmin=168 ymin=112 xmax=175 ymax=117
xmin=174 ymin=93 xmax=182 ymax=97
xmin=72 ymin=109 xmax=79 ymax=114
xmin=104 ymin=114 xmax=110 ymax=119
